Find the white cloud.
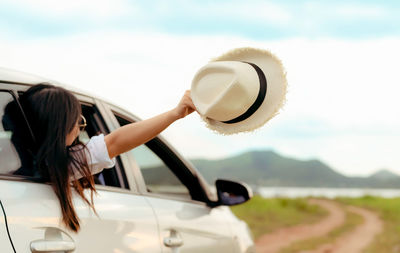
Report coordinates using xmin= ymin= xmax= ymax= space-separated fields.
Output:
xmin=301 ymin=2 xmax=390 ymax=20
xmin=199 ymin=1 xmax=292 ymax=25
xmin=0 ymin=0 xmax=291 ymax=25
xmin=1 ymin=32 xmax=400 ymax=176
xmin=2 ymin=0 xmax=137 ymax=20
xmin=335 ymin=4 xmax=387 ymax=19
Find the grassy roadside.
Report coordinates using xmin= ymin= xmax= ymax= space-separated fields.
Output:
xmin=280 ymin=209 xmax=363 ymax=253
xmin=230 ymin=195 xmax=400 ymax=251
xmin=337 ymin=196 xmax=400 ymax=253
xmin=230 ymin=195 xmax=327 ymax=240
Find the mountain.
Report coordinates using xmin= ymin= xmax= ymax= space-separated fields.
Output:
xmin=189 ymin=150 xmax=400 ymax=189
xmin=369 ymin=169 xmax=400 ymax=180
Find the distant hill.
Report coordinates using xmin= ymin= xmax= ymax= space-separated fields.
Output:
xmin=189 ymin=150 xmax=400 ymax=189
xmin=369 ymin=169 xmax=399 ymax=180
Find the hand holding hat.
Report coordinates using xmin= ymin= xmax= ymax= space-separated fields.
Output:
xmin=173 ymin=90 xmax=196 ymax=119
xmin=190 ymin=47 xmax=287 ymax=135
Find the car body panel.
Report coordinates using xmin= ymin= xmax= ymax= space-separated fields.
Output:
xmin=0 ymin=179 xmax=161 ymax=252
xmin=223 ymin=206 xmax=256 ymax=253
xmin=145 ymin=196 xmax=235 ymax=253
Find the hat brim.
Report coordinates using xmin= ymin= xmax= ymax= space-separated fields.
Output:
xmin=198 ymin=47 xmax=287 ymax=135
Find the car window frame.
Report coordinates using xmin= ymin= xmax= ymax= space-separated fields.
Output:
xmin=102 ymin=102 xmax=217 ymax=205
xmin=94 ymin=99 xmax=141 ymax=194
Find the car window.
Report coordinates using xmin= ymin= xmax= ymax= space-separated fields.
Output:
xmin=0 ymin=91 xmax=23 ymax=174
xmin=80 ymin=104 xmax=129 ymax=189
xmin=130 ymin=145 xmax=190 ymax=196
xmin=114 ymin=114 xmax=190 ymax=199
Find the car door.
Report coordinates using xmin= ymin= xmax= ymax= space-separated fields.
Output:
xmin=109 ymin=110 xmax=237 ymax=253
xmin=0 ymin=84 xmax=161 ymax=253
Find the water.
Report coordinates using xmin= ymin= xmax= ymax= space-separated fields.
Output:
xmin=256 ymin=187 xmax=400 ymax=199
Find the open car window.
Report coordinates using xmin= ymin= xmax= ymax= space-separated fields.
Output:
xmin=78 ymin=104 xmax=129 ymax=189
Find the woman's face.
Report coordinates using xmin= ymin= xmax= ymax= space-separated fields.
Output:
xmin=66 ymin=114 xmax=86 ymax=146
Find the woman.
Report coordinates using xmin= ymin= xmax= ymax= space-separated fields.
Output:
xmin=14 ymin=83 xmax=196 ymax=232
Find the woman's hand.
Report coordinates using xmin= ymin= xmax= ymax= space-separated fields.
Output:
xmin=172 ymin=90 xmax=196 ymax=119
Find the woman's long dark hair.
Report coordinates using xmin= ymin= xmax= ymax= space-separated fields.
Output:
xmin=19 ymin=83 xmax=97 ymax=232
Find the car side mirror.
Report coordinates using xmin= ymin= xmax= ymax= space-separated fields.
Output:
xmin=214 ymin=179 xmax=252 ymax=206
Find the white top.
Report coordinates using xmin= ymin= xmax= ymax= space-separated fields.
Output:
xmin=70 ymin=134 xmax=115 ymax=180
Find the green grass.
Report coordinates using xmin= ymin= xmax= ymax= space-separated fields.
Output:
xmin=280 ymin=209 xmax=363 ymax=253
xmin=230 ymin=195 xmax=327 ymax=240
xmin=337 ymin=196 xmax=400 ymax=253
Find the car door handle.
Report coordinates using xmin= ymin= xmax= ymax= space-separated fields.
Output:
xmin=164 ymin=237 xmax=184 ymax=247
xmin=163 ymin=229 xmax=184 ymax=248
xmin=30 ymin=240 xmax=76 ymax=252
xmin=30 ymin=227 xmax=75 ymax=253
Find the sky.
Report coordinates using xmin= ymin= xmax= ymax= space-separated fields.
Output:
xmin=1 ymin=0 xmax=400 ymax=176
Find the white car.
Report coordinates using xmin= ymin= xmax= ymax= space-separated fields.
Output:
xmin=0 ymin=68 xmax=255 ymax=253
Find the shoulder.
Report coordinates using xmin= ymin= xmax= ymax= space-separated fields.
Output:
xmin=87 ymin=134 xmax=115 ymax=167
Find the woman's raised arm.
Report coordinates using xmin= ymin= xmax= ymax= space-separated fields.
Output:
xmin=104 ymin=90 xmax=195 ymax=159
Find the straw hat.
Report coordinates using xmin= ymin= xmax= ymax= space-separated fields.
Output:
xmin=191 ymin=47 xmax=287 ymax=135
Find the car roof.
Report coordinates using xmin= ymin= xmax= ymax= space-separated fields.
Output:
xmin=0 ymin=67 xmax=132 ymax=112
xmin=0 ymin=67 xmax=150 ymax=125
xmin=0 ymin=67 xmax=102 ymax=98
xmin=0 ymin=67 xmax=50 ymax=84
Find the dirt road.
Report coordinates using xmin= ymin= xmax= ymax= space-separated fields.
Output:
xmin=310 ymin=205 xmax=383 ymax=253
xmin=255 ymin=199 xmax=383 ymax=253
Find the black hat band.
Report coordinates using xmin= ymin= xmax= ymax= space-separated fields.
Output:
xmin=221 ymin=61 xmax=267 ymax=124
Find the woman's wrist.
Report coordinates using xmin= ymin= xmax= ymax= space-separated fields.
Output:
xmin=168 ymin=108 xmax=182 ymax=121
